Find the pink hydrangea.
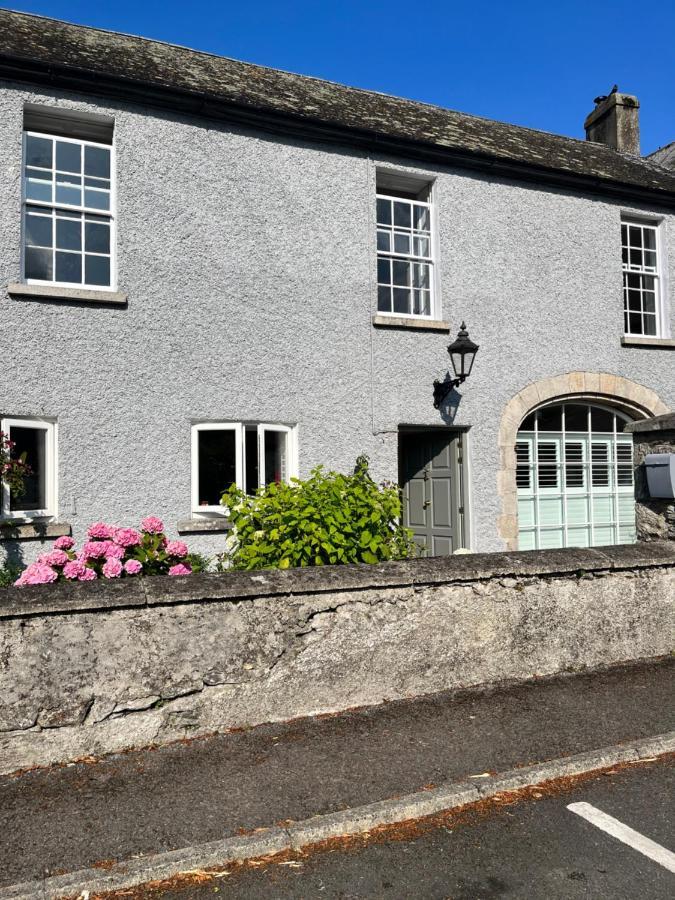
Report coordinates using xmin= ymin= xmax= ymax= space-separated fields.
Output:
xmin=113 ymin=527 xmax=142 ymax=547
xmin=103 ymin=542 xmax=125 ymax=560
xmin=140 ymin=516 xmax=164 ymax=535
xmin=87 ymin=522 xmax=115 ymax=540
xmin=81 ymin=541 xmax=109 ymax=560
xmin=124 ymin=559 xmax=143 ymax=575
xmin=165 ymin=540 xmax=188 ymax=558
xmin=39 ymin=549 xmax=69 ymax=567
xmin=168 ymin=563 xmax=192 ymax=577
xmin=15 ymin=563 xmax=59 ymax=586
xmin=63 ymin=560 xmax=87 ymax=580
xmin=102 ymin=558 xmax=123 ymax=579
xmin=53 ymin=535 xmax=75 ymax=550
xmin=78 ymin=567 xmax=97 ymax=582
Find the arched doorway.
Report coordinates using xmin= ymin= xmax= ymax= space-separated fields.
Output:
xmin=516 ymin=402 xmax=635 ymax=550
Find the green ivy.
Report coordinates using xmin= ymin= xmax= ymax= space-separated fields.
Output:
xmin=222 ymin=455 xmax=416 ymax=571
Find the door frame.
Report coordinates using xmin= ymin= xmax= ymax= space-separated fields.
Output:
xmin=397 ymin=425 xmax=472 ymax=553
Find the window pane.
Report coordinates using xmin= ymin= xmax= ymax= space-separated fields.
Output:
xmin=643 ymin=228 xmax=656 ymax=250
xmin=393 ymin=201 xmax=411 ymax=228
xmin=377 ymin=285 xmax=391 ymax=312
xmin=538 ymin=406 xmax=562 ymax=431
xmin=629 ymin=225 xmax=642 ymax=247
xmin=377 ymin=257 xmax=390 ymax=284
xmin=394 ymin=232 xmax=410 ymax=254
xmin=413 ymin=289 xmax=430 ymax=315
xmin=55 ymin=181 xmax=81 ymax=206
xmin=392 ymin=260 xmax=409 ymax=286
xmin=56 ymin=141 xmax=81 ymax=173
xmin=25 ymin=246 xmax=52 ymax=280
xmin=245 ymin=428 xmax=258 ymax=495
xmin=376 ymin=230 xmax=390 ymax=252
xmin=393 ymin=287 xmax=410 ymax=314
xmin=198 ymin=430 xmax=236 ymax=506
xmin=590 ymin=408 xmax=614 ymax=432
xmin=55 ymin=251 xmax=82 ymax=284
xmin=25 ymin=135 xmax=52 ymax=169
xmin=413 ymin=235 xmax=430 ymax=257
xmin=26 ymin=175 xmax=52 ymax=203
xmin=564 ymin=404 xmax=588 ymax=432
xmin=84 ymin=220 xmax=110 ymax=254
xmin=85 ymin=254 xmax=110 ymax=286
xmin=56 ymin=218 xmax=82 ymax=251
xmin=84 ymin=189 xmax=110 ymax=211
xmin=84 ymin=145 xmax=110 ymax=179
xmin=9 ymin=427 xmax=46 ymax=511
xmin=643 ymin=314 xmax=657 ymax=336
xmin=520 ymin=412 xmax=536 ymax=431
xmin=25 ymin=213 xmax=52 ymax=248
xmin=376 ymin=197 xmax=391 ymax=226
xmin=264 ymin=430 xmax=288 ymax=486
xmin=414 ymin=205 xmax=430 ymax=231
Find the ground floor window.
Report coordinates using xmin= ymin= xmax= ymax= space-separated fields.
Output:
xmin=191 ymin=422 xmax=296 ymax=514
xmin=516 ymin=403 xmax=635 ymax=550
xmin=0 ymin=417 xmax=57 ymax=519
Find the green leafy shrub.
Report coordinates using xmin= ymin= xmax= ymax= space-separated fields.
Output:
xmin=222 ymin=455 xmax=415 ymax=571
xmin=0 ymin=562 xmax=24 ymax=588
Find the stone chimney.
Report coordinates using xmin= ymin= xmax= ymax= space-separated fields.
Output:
xmin=584 ymin=90 xmax=640 ymax=155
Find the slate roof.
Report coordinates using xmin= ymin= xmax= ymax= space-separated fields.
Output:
xmin=1 ymin=9 xmax=674 ymax=203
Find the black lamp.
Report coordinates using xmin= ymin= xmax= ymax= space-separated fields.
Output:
xmin=433 ymin=322 xmax=479 ymax=409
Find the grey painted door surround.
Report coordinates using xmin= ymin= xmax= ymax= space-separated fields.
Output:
xmin=399 ymin=429 xmax=465 ymax=556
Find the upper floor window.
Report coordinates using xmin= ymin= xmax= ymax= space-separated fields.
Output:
xmin=22 ymin=131 xmax=115 ymax=289
xmin=376 ymin=174 xmax=435 ymax=319
xmin=622 ymin=217 xmax=663 ymax=337
xmin=191 ymin=422 xmax=297 ymax=515
xmin=0 ymin=417 xmax=57 ymax=520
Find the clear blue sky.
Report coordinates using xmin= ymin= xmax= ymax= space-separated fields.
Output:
xmin=5 ymin=1 xmax=675 ymax=154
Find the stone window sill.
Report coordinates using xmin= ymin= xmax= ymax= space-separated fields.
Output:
xmin=621 ymin=335 xmax=675 ymax=349
xmin=372 ymin=314 xmax=450 ymax=332
xmin=8 ymin=283 xmax=128 ymax=306
xmin=0 ymin=521 xmax=71 ymax=541
xmin=177 ymin=518 xmax=232 ymax=535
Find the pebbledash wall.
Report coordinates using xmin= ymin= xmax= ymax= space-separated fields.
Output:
xmin=0 ymin=83 xmax=674 ymax=564
xmin=0 ymin=543 xmax=673 ymax=774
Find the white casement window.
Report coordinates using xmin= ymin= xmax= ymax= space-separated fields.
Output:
xmin=22 ymin=131 xmax=115 ymax=289
xmin=516 ymin=403 xmax=635 ymax=551
xmin=191 ymin=422 xmax=297 ymax=514
xmin=376 ymin=190 xmax=434 ymax=318
xmin=0 ymin=417 xmax=57 ymax=520
xmin=622 ymin=217 xmax=663 ymax=337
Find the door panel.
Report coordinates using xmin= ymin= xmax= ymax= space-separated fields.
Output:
xmin=399 ymin=431 xmax=464 ymax=557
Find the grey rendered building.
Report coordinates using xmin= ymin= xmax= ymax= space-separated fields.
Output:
xmin=0 ymin=10 xmax=673 ymax=564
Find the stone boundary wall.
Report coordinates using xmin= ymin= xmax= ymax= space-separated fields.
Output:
xmin=1 ymin=543 xmax=673 ymax=774
xmin=626 ymin=414 xmax=675 ymax=542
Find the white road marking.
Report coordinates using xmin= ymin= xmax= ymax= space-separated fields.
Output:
xmin=568 ymin=802 xmax=675 ymax=874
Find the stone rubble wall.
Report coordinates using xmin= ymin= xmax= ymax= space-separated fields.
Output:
xmin=626 ymin=415 xmax=675 ymax=542
xmin=0 ymin=543 xmax=673 ymax=774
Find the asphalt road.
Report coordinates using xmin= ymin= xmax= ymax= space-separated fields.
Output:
xmin=142 ymin=757 xmax=674 ymax=899
xmin=1 ymin=660 xmax=673 ymax=887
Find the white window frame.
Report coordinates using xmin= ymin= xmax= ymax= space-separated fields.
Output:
xmin=191 ymin=422 xmax=297 ymax=516
xmin=0 ymin=417 xmax=57 ymax=520
xmin=376 ymin=190 xmax=436 ymax=320
xmin=191 ymin=422 xmax=244 ymax=515
xmin=257 ymin=423 xmax=296 ymax=491
xmin=621 ymin=215 xmax=667 ymax=338
xmin=21 ymin=130 xmax=117 ymax=291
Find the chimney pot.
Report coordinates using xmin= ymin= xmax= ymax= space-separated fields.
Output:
xmin=584 ymin=92 xmax=640 ymax=155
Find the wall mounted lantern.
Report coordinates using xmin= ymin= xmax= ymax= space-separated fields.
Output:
xmin=433 ymin=322 xmax=479 ymax=409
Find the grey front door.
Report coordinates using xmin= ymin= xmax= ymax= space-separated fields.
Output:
xmin=399 ymin=430 xmax=464 ymax=556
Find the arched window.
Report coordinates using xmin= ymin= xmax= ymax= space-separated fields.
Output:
xmin=516 ymin=403 xmax=635 ymax=550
